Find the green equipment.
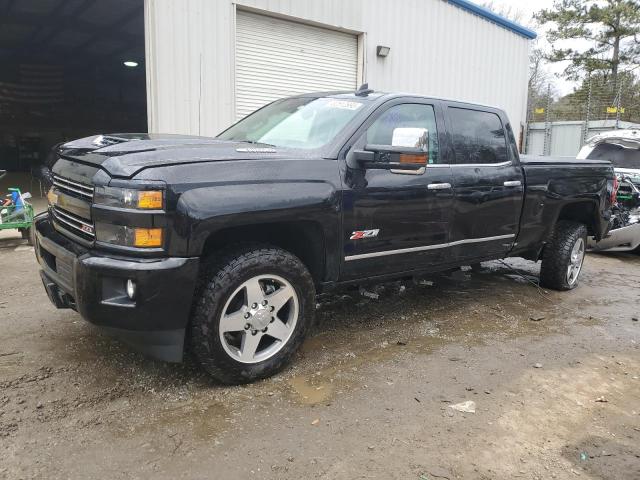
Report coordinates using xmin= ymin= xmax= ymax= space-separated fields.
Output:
xmin=0 ymin=170 xmax=34 ymax=244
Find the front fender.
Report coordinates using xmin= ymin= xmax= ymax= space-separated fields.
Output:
xmin=176 ymin=181 xmax=341 ymax=257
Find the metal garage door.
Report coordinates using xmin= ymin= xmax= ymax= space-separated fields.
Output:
xmin=235 ymin=11 xmax=358 ymax=120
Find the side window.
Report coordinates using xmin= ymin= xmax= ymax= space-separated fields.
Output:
xmin=365 ymin=104 xmax=440 ymax=164
xmin=448 ymin=107 xmax=508 ymax=164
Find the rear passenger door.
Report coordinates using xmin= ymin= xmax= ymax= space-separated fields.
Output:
xmin=444 ymin=104 xmax=524 ymax=260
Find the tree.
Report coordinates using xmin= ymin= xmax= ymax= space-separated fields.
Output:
xmin=527 ymin=47 xmax=558 ymax=122
xmin=529 ymin=48 xmax=552 ymax=98
xmin=481 ymin=1 xmax=526 ymax=25
xmin=562 ymin=71 xmax=640 ymax=122
xmin=536 ymin=0 xmax=640 ymax=89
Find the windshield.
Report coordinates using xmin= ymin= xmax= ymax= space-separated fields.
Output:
xmin=218 ymin=97 xmax=366 ymax=149
xmin=587 ymin=143 xmax=640 ymax=169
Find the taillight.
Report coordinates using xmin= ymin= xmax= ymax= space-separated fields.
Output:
xmin=610 ymin=175 xmax=619 ymax=204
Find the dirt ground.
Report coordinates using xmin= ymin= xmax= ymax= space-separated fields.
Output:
xmin=1 ymin=224 xmax=639 ymax=479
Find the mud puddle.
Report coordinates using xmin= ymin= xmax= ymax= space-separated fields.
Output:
xmin=2 ymin=248 xmax=639 ymax=479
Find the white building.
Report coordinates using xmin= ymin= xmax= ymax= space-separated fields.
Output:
xmin=145 ymin=0 xmax=536 ymax=142
xmin=0 ymin=0 xmax=535 ymax=174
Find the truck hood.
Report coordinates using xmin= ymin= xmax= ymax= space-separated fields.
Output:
xmin=57 ymin=133 xmax=297 ymax=178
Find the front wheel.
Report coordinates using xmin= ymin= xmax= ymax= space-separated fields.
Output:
xmin=190 ymin=245 xmax=315 ymax=384
xmin=540 ymin=221 xmax=587 ymax=291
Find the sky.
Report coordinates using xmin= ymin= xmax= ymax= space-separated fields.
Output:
xmin=485 ymin=0 xmax=584 ymax=96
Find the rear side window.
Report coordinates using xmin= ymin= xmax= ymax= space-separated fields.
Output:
xmin=448 ymin=107 xmax=508 ymax=164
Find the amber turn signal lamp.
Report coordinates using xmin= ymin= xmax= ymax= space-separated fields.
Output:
xmin=133 ymin=228 xmax=163 ymax=247
xmin=137 ymin=190 xmax=163 ymax=209
xmin=398 ymin=153 xmax=428 ymax=165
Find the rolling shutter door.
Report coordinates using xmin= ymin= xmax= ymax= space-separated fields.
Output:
xmin=235 ymin=11 xmax=358 ymax=120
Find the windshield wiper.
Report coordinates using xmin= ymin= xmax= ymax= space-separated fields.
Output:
xmin=239 ymin=140 xmax=276 ymax=147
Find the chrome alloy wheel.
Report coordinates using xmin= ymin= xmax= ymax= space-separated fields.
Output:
xmin=218 ymin=274 xmax=299 ymax=364
xmin=566 ymin=237 xmax=585 ymax=286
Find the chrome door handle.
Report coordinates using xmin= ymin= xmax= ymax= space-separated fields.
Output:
xmin=503 ymin=180 xmax=522 ymax=187
xmin=427 ymin=183 xmax=452 ymax=190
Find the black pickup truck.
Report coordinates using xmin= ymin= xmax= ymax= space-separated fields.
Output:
xmin=34 ymin=89 xmax=615 ymax=383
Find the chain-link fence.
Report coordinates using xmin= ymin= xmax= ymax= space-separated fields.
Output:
xmin=524 ymin=73 xmax=640 ymax=156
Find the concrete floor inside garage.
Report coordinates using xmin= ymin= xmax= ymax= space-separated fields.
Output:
xmin=1 ymin=225 xmax=639 ymax=479
xmin=0 ymin=0 xmax=147 ymax=178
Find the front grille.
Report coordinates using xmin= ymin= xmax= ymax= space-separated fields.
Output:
xmin=52 ymin=175 xmax=94 ymax=201
xmin=51 ymin=205 xmax=95 ymax=240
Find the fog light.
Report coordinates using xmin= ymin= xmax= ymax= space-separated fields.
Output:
xmin=133 ymin=227 xmax=163 ymax=247
xmin=126 ymin=279 xmax=136 ymax=300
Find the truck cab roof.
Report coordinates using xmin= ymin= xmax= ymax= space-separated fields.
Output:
xmin=295 ymin=90 xmax=503 ymax=114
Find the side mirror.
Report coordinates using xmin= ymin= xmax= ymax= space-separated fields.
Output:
xmin=352 ymin=128 xmax=429 ymax=173
xmin=391 ymin=127 xmax=429 ymax=150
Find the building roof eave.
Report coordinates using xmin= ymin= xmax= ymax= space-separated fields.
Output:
xmin=446 ymin=0 xmax=538 ymax=40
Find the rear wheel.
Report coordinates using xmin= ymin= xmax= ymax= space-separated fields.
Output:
xmin=540 ymin=221 xmax=587 ymax=291
xmin=190 ymin=245 xmax=315 ymax=384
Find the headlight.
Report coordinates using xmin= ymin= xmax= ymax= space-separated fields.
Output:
xmin=96 ymin=223 xmax=163 ymax=248
xmin=94 ymin=186 xmax=164 ymax=210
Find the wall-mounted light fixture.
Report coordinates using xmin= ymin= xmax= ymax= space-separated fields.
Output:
xmin=376 ymin=45 xmax=390 ymax=57
xmin=123 ymin=61 xmax=139 ymax=68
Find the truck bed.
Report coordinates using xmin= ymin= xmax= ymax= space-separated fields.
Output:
xmin=520 ymin=155 xmax=611 ymax=166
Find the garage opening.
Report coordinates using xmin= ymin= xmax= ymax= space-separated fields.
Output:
xmin=0 ymin=0 xmax=146 ymax=194
xmin=235 ymin=10 xmax=359 ymax=120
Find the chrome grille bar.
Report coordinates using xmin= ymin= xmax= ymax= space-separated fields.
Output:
xmin=52 ymin=206 xmax=95 ymax=238
xmin=52 ymin=175 xmax=94 ymax=200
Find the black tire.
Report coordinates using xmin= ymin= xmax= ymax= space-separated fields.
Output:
xmin=540 ymin=221 xmax=587 ymax=291
xmin=190 ymin=244 xmax=315 ymax=384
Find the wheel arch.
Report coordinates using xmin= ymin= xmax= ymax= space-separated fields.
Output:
xmin=200 ymin=221 xmax=327 ymax=285
xmin=529 ymin=202 xmax=597 ymax=262
xmin=554 ymin=200 xmax=599 ymax=238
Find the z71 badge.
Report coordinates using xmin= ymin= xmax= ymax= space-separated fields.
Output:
xmin=350 ymin=229 xmax=380 ymax=240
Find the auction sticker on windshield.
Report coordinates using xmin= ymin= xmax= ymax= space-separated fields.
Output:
xmin=326 ymin=100 xmax=363 ymax=110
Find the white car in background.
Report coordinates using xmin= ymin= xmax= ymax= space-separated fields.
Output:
xmin=577 ymin=128 xmax=640 ymax=252
xmin=577 ymin=129 xmax=640 ymax=180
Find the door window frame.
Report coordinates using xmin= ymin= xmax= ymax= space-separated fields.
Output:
xmin=442 ymin=102 xmax=514 ymax=167
xmin=339 ymin=98 xmax=448 ymax=173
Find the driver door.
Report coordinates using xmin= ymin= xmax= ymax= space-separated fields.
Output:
xmin=340 ymin=99 xmax=454 ymax=280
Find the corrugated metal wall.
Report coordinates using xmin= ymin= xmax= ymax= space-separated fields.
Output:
xmin=145 ymin=0 xmax=531 ymax=137
xmin=144 ymin=0 xmax=235 ymax=136
xmin=525 ymin=120 xmax=640 ymax=157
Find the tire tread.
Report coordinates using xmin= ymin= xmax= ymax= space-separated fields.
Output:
xmin=539 ymin=221 xmax=587 ymax=291
xmin=190 ymin=243 xmax=315 ymax=384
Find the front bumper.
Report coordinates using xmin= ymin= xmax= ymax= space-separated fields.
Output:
xmin=34 ymin=214 xmax=200 ymax=362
